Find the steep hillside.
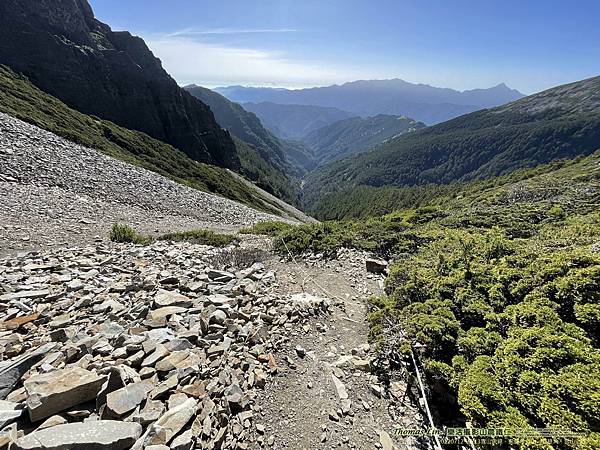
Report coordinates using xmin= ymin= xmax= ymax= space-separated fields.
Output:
xmin=0 ymin=0 xmax=238 ymax=169
xmin=241 ymin=102 xmax=354 ymax=140
xmin=0 ymin=65 xmax=300 ymax=217
xmin=304 ymin=75 xmax=600 ymax=209
xmin=184 ymin=85 xmax=299 ymax=202
xmin=217 ymin=80 xmax=524 ymax=125
xmin=185 ymin=85 xmax=287 ymax=169
xmin=303 ymin=114 xmax=425 ymax=166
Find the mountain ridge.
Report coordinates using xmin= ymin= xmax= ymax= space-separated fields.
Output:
xmin=303 ymin=74 xmax=600 ymax=210
xmin=216 ymin=79 xmax=524 ymax=124
xmin=0 ymin=0 xmax=239 ymax=169
xmin=303 ymin=114 xmax=426 ymax=167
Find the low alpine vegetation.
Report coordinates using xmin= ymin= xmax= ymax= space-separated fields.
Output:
xmin=109 ymin=224 xmax=236 ymax=248
xmin=108 ymin=223 xmax=152 ymax=245
xmin=158 ymin=229 xmax=236 ymax=247
xmin=269 ymin=149 xmax=600 ymax=449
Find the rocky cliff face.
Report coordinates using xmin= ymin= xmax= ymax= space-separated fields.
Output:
xmin=0 ymin=0 xmax=239 ymax=169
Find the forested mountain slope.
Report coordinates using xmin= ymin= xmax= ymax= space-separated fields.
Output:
xmin=303 ymin=114 xmax=425 ymax=166
xmin=184 ymin=85 xmax=299 ymax=202
xmin=304 ymin=75 xmax=600 ymax=209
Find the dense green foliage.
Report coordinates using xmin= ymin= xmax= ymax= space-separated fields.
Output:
xmin=109 ymin=224 xmax=152 ymax=245
xmin=234 ymin=137 xmax=300 ymax=205
xmin=0 ymin=66 xmax=283 ymax=215
xmin=303 ymin=76 xmax=600 ymax=211
xmin=273 ymin=149 xmax=600 ymax=448
xmin=309 ymin=157 xmax=592 ymax=220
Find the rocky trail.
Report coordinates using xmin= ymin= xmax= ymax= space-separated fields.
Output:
xmin=250 ymin=247 xmax=425 ymax=450
xmin=0 ymin=234 xmax=425 ymax=450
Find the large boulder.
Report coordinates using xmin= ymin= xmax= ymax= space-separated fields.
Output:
xmin=24 ymin=367 xmax=105 ymax=421
xmin=11 ymin=420 xmax=142 ymax=450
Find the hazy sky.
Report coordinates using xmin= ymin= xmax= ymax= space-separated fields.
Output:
xmin=89 ymin=0 xmax=600 ymax=94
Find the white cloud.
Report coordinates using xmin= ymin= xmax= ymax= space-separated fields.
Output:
xmin=164 ymin=28 xmax=299 ymax=38
xmin=145 ymin=35 xmax=371 ymax=88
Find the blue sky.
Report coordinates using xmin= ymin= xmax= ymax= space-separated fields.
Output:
xmin=89 ymin=0 xmax=600 ymax=94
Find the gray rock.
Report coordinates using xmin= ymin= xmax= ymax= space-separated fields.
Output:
xmin=206 ymin=269 xmax=235 ymax=282
xmin=25 ymin=367 xmax=105 ymax=421
xmin=146 ymin=398 xmax=197 ymax=445
xmin=0 ymin=343 xmax=57 ymax=400
xmin=154 ymin=290 xmax=192 ymax=308
xmin=105 ymin=381 xmax=154 ymax=417
xmin=11 ymin=420 xmax=142 ymax=450
xmin=331 ymin=374 xmax=348 ymax=400
xmin=208 ymin=309 xmax=227 ymax=325
xmin=170 ymin=429 xmax=194 ymax=450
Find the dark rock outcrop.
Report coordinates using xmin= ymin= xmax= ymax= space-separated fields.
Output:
xmin=0 ymin=0 xmax=239 ymax=169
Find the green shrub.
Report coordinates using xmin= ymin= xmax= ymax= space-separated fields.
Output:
xmin=158 ymin=229 xmax=236 ymax=247
xmin=109 ymin=223 xmax=151 ymax=244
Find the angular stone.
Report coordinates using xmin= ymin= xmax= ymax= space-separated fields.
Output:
xmin=331 ymin=374 xmax=348 ymax=400
xmin=206 ymin=269 xmax=235 ymax=282
xmin=11 ymin=420 xmax=142 ymax=450
xmin=105 ymin=381 xmax=154 ymax=417
xmin=208 ymin=309 xmax=227 ymax=325
xmin=0 ymin=290 xmax=49 ymax=302
xmin=154 ymin=290 xmax=192 ymax=308
xmin=149 ymin=306 xmax=187 ymax=320
xmin=147 ymin=398 xmax=197 ymax=445
xmin=131 ymin=399 xmax=165 ymax=426
xmin=0 ymin=343 xmax=57 ymax=400
xmin=379 ymin=429 xmax=395 ymax=450
xmin=36 ymin=415 xmax=68 ymax=431
xmin=171 ymin=429 xmax=194 ymax=450
xmin=224 ymin=384 xmax=247 ymax=412
xmin=142 ymin=344 xmax=170 ymax=367
xmin=25 ymin=367 xmax=105 ymax=422
xmin=0 ymin=400 xmax=22 ymax=428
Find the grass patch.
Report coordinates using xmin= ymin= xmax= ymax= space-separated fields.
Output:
xmin=109 ymin=224 xmax=236 ymax=247
xmin=158 ymin=229 xmax=236 ymax=247
xmin=239 ymin=220 xmax=294 ymax=236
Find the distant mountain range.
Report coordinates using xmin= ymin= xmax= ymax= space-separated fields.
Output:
xmin=242 ymin=102 xmax=354 ymax=140
xmin=216 ymin=80 xmax=525 ymax=125
xmin=304 ymin=75 xmax=600 ymax=208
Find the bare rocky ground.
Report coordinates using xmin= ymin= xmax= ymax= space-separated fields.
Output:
xmin=0 ymin=113 xmax=310 ymax=257
xmin=0 ymin=113 xmax=426 ymax=449
xmin=250 ymin=247 xmax=425 ymax=450
xmin=0 ymin=237 xmax=425 ymax=450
